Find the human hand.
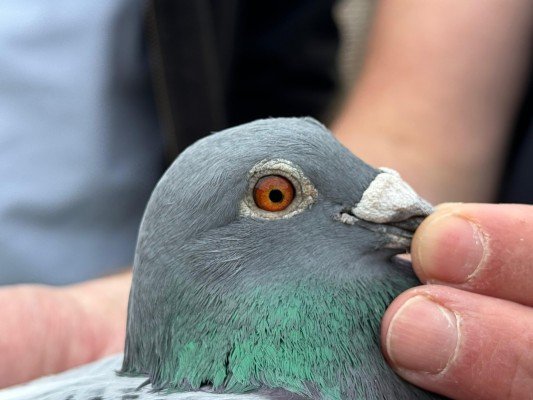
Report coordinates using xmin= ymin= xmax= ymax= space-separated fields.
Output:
xmin=381 ymin=203 xmax=533 ymax=399
xmin=0 ymin=272 xmax=130 ymax=388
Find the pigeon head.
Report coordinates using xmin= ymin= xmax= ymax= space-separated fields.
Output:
xmin=121 ymin=118 xmax=435 ymax=399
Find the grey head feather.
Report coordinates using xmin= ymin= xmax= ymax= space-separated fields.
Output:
xmin=120 ymin=117 xmax=442 ymax=399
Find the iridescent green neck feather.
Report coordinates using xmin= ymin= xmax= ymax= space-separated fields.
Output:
xmin=123 ymin=274 xmax=434 ymax=399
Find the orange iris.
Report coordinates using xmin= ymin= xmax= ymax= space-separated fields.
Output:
xmin=253 ymin=175 xmax=295 ymax=212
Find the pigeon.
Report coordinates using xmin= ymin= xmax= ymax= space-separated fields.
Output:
xmin=1 ymin=117 xmax=442 ymax=400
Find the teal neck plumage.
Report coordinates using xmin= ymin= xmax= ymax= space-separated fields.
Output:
xmin=147 ymin=276 xmax=420 ymax=399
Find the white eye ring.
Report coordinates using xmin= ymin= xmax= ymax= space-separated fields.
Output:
xmin=240 ymin=159 xmax=318 ymax=220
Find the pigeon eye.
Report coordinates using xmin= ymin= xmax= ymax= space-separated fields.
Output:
xmin=242 ymin=159 xmax=317 ymax=220
xmin=253 ymin=175 xmax=295 ymax=212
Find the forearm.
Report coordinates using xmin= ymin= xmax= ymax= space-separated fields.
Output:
xmin=0 ymin=271 xmax=131 ymax=388
xmin=333 ymin=0 xmax=533 ymax=203
xmin=64 ymin=270 xmax=132 ymax=362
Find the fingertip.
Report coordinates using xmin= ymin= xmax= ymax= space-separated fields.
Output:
xmin=381 ymin=288 xmax=459 ymax=375
xmin=411 ymin=208 xmax=451 ymax=282
xmin=381 ymin=288 xmax=419 ymax=351
xmin=412 ymin=205 xmax=487 ymax=284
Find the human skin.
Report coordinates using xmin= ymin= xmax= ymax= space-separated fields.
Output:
xmin=382 ymin=203 xmax=533 ymax=399
xmin=1 ymin=0 xmax=533 ymax=396
xmin=334 ymin=0 xmax=532 ymax=204
xmin=0 ymin=272 xmax=130 ymax=388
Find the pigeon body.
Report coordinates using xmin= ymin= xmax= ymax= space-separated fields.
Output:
xmin=0 ymin=354 xmax=293 ymax=400
xmin=1 ymin=118 xmax=442 ymax=399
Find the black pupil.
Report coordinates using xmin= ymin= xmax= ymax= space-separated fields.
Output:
xmin=269 ymin=189 xmax=284 ymax=203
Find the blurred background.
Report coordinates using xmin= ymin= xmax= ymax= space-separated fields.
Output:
xmin=0 ymin=0 xmax=373 ymax=286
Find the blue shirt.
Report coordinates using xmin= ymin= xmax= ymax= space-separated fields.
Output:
xmin=0 ymin=0 xmax=164 ymax=284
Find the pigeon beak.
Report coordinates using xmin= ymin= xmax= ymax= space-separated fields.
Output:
xmin=350 ymin=168 xmax=433 ymax=249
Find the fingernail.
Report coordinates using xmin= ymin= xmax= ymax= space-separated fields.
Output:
xmin=414 ymin=212 xmax=487 ymax=283
xmin=386 ymin=295 xmax=458 ymax=374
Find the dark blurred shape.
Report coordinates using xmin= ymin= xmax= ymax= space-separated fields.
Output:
xmin=499 ymin=71 xmax=533 ymax=203
xmin=146 ymin=0 xmax=339 ymax=162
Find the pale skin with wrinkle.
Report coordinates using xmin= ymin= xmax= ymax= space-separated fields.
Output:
xmin=415 ymin=210 xmax=491 ymax=285
xmin=382 ymin=204 xmax=533 ymax=399
xmin=435 ymin=204 xmax=492 ymax=285
xmin=385 ymin=295 xmax=460 ymax=375
xmin=413 ymin=204 xmax=533 ymax=305
xmin=0 ymin=272 xmax=130 ymax=388
xmin=382 ymin=284 xmax=533 ymax=400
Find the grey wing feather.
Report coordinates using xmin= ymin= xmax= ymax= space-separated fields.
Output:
xmin=0 ymin=354 xmax=271 ymax=400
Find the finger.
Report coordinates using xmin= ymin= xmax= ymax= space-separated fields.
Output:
xmin=381 ymin=285 xmax=533 ymax=400
xmin=412 ymin=203 xmax=533 ymax=306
